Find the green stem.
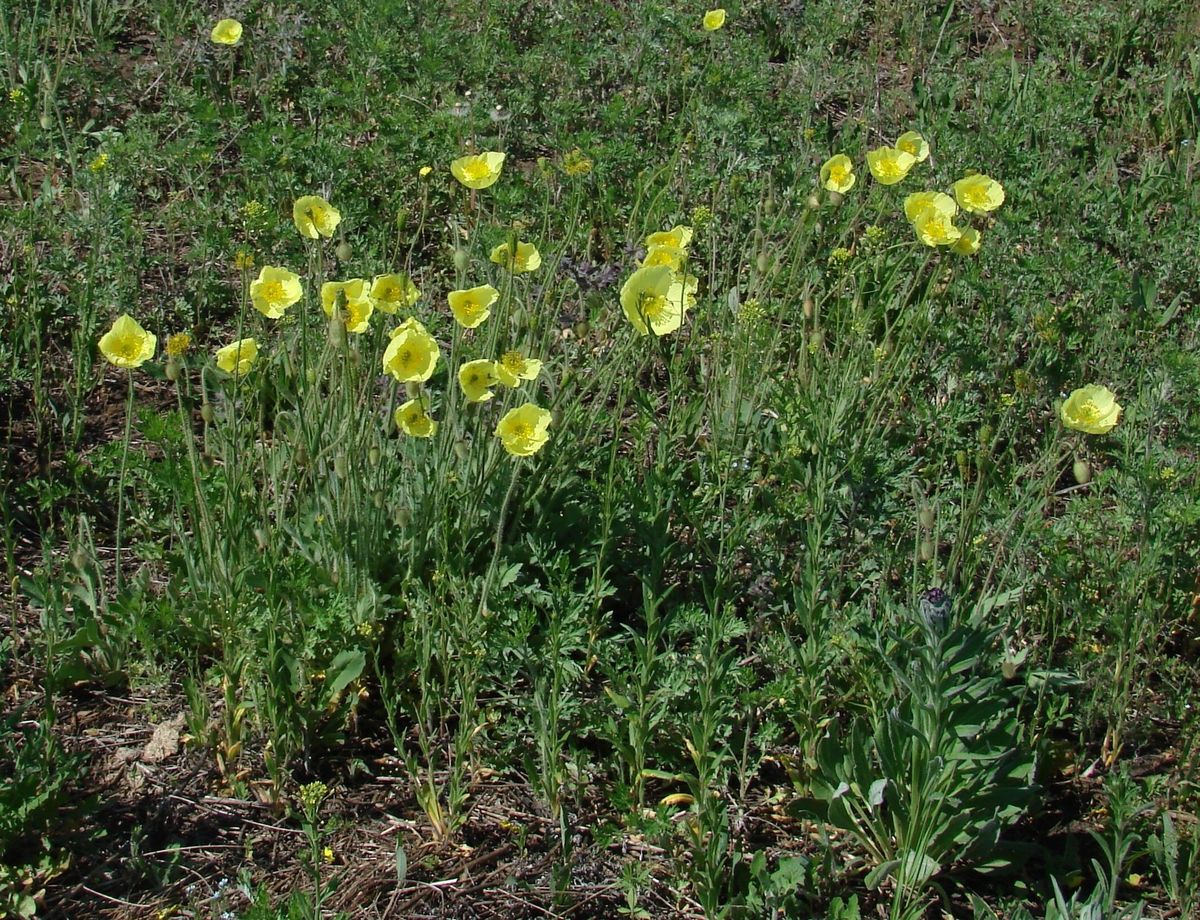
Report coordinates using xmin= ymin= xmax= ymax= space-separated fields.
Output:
xmin=114 ymin=369 xmax=134 ymax=592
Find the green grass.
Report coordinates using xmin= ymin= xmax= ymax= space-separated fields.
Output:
xmin=2 ymin=1 xmax=1199 ymax=917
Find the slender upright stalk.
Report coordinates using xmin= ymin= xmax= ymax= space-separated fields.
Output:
xmin=114 ymin=369 xmax=134 ymax=592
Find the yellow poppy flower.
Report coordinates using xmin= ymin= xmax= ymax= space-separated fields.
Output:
xmin=496 ymin=350 xmax=543 ymax=387
xmin=620 ymin=265 xmax=692 ymax=337
xmin=418 ymin=165 xmax=432 ymax=177
xmin=382 ymin=321 xmax=439 ymax=382
xmin=320 ymin=279 xmax=374 ymax=333
xmin=215 ymin=338 xmax=258 ymax=377
xmin=99 ymin=314 xmax=156 ymax=369
xmin=951 ymin=227 xmax=982 ymax=256
xmin=644 ymin=225 xmax=693 ymax=250
xmin=370 ymin=273 xmax=421 ymax=313
xmin=895 ymin=130 xmax=930 ymax=163
xmin=394 ymin=397 xmax=438 ymax=438
xmin=911 ymin=207 xmax=962 ymax=247
xmin=495 ymin=403 xmax=552 ymax=457
xmin=819 ymin=154 xmax=856 ymax=194
xmin=450 ymin=152 xmax=505 ymax=190
xmin=448 ymin=284 xmax=499 ymax=329
xmin=866 ymin=147 xmax=916 ymax=185
xmin=250 ymin=266 xmax=303 ymax=319
xmin=703 ymin=9 xmax=727 ymax=30
xmin=210 ymin=18 xmax=242 ymax=45
xmin=388 ymin=316 xmax=429 ymax=338
xmin=458 ymin=359 xmax=500 ymax=403
xmin=903 ymin=191 xmax=957 ymax=224
xmin=489 ymin=240 xmax=542 ymax=273
xmin=292 ymin=195 xmax=341 ymax=239
xmin=641 ymin=245 xmax=686 ymax=271
xmin=953 ymin=174 xmax=1005 ymax=213
xmin=1061 ymin=385 xmax=1121 ymax=434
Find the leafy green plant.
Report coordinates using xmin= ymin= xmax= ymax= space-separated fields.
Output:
xmin=796 ymin=591 xmax=1039 ymax=917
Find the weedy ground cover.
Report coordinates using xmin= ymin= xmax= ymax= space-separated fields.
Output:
xmin=1 ymin=1 xmax=1199 ymax=917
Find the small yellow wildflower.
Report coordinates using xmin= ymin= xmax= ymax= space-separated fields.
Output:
xmin=458 ymin=359 xmax=500 ymax=403
xmin=298 ymin=781 xmax=328 ymax=814
xmin=450 ymin=151 xmax=505 ymax=190
xmin=448 ymin=284 xmax=499 ymax=329
xmin=620 ymin=265 xmax=693 ymax=337
xmin=644 ymin=225 xmax=693 ymax=250
xmin=292 ymin=195 xmax=341 ymax=239
xmin=1061 ymin=385 xmax=1121 ymax=435
xmin=8 ymin=87 xmax=25 ymax=103
xmin=495 ymin=403 xmax=552 ymax=457
xmin=395 ymin=397 xmax=437 ymax=437
xmin=210 ymin=18 xmax=243 ymax=45
xmin=382 ymin=321 xmax=439 ymax=382
xmin=89 ymin=152 xmax=109 ymax=172
xmin=642 ymin=244 xmax=686 ymax=271
xmin=866 ymin=147 xmax=916 ymax=185
xmin=215 ymin=338 xmax=258 ymax=377
xmin=250 ymin=266 xmax=302 ymax=318
xmin=496 ymin=350 xmax=542 ymax=387
xmin=321 ymin=279 xmax=374 ymax=333
xmin=703 ymin=9 xmax=727 ymax=31
xmin=489 ymin=240 xmax=541 ymax=273
xmin=99 ymin=315 xmax=157 ymax=369
xmin=951 ymin=227 xmax=982 ymax=256
xmin=370 ymin=273 xmax=421 ymax=313
xmin=323 ymin=846 xmax=334 ymax=864
xmin=690 ymin=205 xmax=713 ymax=228
xmin=953 ymin=174 xmax=1005 ymax=213
xmin=819 ymin=154 xmax=856 ymax=194
xmin=233 ymin=249 xmax=256 ymax=271
xmin=562 ymin=148 xmax=593 ymax=176
xmin=895 ymin=130 xmax=930 ymax=163
xmin=1160 ymin=467 xmax=1177 ymax=481
xmin=418 ymin=165 xmax=432 ymax=177
xmin=165 ymin=333 xmax=192 ymax=357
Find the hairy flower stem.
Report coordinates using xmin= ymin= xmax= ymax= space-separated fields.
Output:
xmin=113 ymin=370 xmax=134 ymax=592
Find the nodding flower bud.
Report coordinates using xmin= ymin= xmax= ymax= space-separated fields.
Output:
xmin=918 ymin=506 xmax=935 ymax=529
xmin=806 ymin=194 xmax=820 ymax=210
xmin=394 ymin=507 xmax=411 ymax=528
xmin=327 ymin=307 xmax=346 ymax=349
xmin=165 ymin=357 xmax=182 ymax=381
xmin=404 ymin=381 xmax=421 ymax=399
xmin=1073 ymin=458 xmax=1092 ymax=485
xmin=368 ymin=446 xmax=381 ymax=467
xmin=452 ymin=249 xmax=470 ymax=273
xmin=335 ymin=240 xmax=352 ymax=262
xmin=200 ymin=403 xmax=215 ymax=424
xmin=453 ymin=439 xmax=469 ymax=462
xmin=333 ymin=455 xmax=347 ymax=478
